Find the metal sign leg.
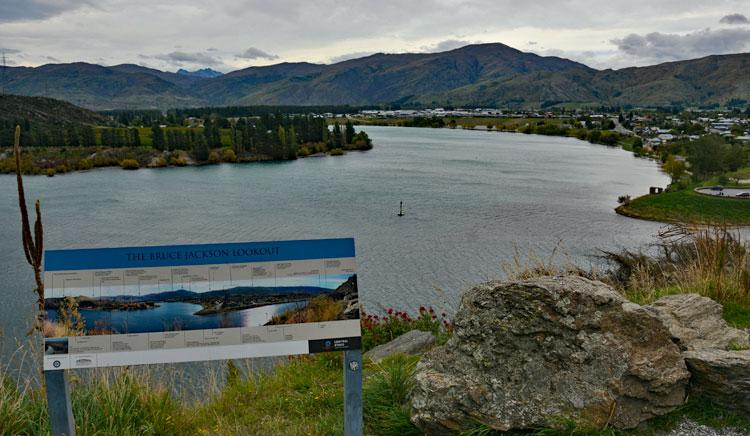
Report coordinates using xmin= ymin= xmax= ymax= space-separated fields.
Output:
xmin=343 ymin=349 xmax=363 ymax=436
xmin=45 ymin=370 xmax=76 ymax=436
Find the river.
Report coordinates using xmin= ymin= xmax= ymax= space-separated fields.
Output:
xmin=0 ymin=126 xmax=669 ymax=360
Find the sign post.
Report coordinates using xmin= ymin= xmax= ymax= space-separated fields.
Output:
xmin=44 ymin=370 xmax=75 ymax=436
xmin=41 ymin=238 xmax=363 ymax=435
xmin=343 ymin=349 xmax=364 ymax=436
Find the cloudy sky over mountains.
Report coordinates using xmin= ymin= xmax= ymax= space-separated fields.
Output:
xmin=0 ymin=0 xmax=748 ymax=72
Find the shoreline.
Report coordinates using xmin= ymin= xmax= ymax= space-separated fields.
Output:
xmin=0 ymin=143 xmax=372 ymax=176
xmin=358 ymin=122 xmax=747 ymax=226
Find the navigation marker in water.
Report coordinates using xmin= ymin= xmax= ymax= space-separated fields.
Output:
xmin=398 ymin=201 xmax=404 ymax=217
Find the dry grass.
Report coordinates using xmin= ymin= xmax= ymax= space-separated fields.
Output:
xmin=603 ymin=224 xmax=750 ymax=308
xmin=500 ymin=242 xmax=599 ymax=282
xmin=270 ymin=296 xmax=344 ymax=324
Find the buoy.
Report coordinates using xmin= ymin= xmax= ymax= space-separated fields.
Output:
xmin=397 ymin=201 xmax=404 ymax=217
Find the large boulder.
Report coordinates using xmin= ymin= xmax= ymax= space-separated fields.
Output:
xmin=646 ymin=294 xmax=750 ymax=418
xmin=365 ymin=329 xmax=436 ymax=362
xmin=683 ymin=350 xmax=750 ymax=416
xmin=645 ymin=294 xmax=750 ymax=351
xmin=410 ymin=276 xmax=690 ymax=433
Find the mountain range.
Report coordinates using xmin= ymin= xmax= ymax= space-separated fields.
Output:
xmin=1 ymin=43 xmax=748 ymax=110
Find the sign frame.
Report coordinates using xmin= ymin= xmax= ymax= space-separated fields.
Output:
xmin=43 ymin=238 xmax=364 ymax=436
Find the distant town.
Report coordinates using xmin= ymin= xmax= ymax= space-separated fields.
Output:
xmin=333 ymin=107 xmax=750 ymax=148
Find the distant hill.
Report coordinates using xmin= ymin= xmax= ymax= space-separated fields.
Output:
xmin=114 ymin=286 xmax=331 ymax=302
xmin=2 ymin=63 xmax=203 ymax=109
xmin=177 ymin=68 xmax=223 ymax=78
xmin=0 ymin=94 xmax=112 ymax=127
xmin=1 ymin=43 xmax=749 ymax=110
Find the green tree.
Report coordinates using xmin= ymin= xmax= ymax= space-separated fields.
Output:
xmin=687 ymin=134 xmax=732 ymax=179
xmin=331 ymin=122 xmax=343 ymax=149
xmin=287 ymin=126 xmax=298 ymax=159
xmin=663 ymin=155 xmax=686 ymax=183
xmin=80 ymin=126 xmax=96 ymax=147
xmin=151 ymin=124 xmax=165 ymax=151
xmin=193 ymin=134 xmax=209 ymax=162
xmin=130 ymin=128 xmax=141 ymax=147
xmin=344 ymin=121 xmax=355 ymax=145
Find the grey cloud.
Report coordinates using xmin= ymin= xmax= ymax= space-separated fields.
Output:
xmin=421 ymin=39 xmax=474 ymax=53
xmin=0 ymin=0 xmax=89 ymax=23
xmin=154 ymin=51 xmax=222 ymax=66
xmin=236 ymin=47 xmax=278 ymax=60
xmin=206 ymin=47 xmax=219 ymax=52
xmin=329 ymin=51 xmax=375 ymax=63
xmin=45 ymin=55 xmax=61 ymax=62
xmin=0 ymin=47 xmax=21 ymax=54
xmin=611 ymin=28 xmax=750 ymax=63
xmin=528 ymin=41 xmax=538 ymax=45
xmin=720 ymin=13 xmax=749 ymax=25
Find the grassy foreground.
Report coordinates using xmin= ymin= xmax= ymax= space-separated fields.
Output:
xmin=616 ymin=188 xmax=750 ymax=226
xmin=4 ymin=352 xmax=750 ymax=436
xmin=4 ymin=226 xmax=750 ymax=435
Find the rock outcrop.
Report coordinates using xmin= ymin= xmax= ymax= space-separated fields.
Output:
xmin=646 ymin=294 xmax=750 ymax=418
xmin=683 ymin=350 xmax=750 ymax=416
xmin=365 ymin=330 xmax=435 ymax=362
xmin=410 ymin=276 xmax=690 ymax=433
xmin=645 ymin=294 xmax=750 ymax=351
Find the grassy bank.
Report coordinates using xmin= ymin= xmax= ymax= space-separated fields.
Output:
xmin=0 ymin=309 xmax=449 ymax=435
xmin=5 ymin=226 xmax=750 ymax=435
xmin=4 ymin=350 xmax=749 ymax=435
xmin=616 ymin=188 xmax=750 ymax=225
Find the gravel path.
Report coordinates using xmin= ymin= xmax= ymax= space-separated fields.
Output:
xmin=664 ymin=420 xmax=748 ymax=436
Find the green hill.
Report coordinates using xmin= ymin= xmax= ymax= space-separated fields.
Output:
xmin=0 ymin=94 xmax=112 ymax=126
xmin=1 ymin=43 xmax=749 ymax=110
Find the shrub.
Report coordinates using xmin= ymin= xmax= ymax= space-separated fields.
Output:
xmin=46 ymin=168 xmax=56 ymax=177
xmin=361 ymin=306 xmax=452 ymax=351
xmin=222 ymin=148 xmax=237 ymax=162
xmin=208 ymin=151 xmax=220 ymax=164
xmin=77 ymin=159 xmax=94 ymax=170
xmin=119 ymin=159 xmax=139 ymax=170
xmin=169 ymin=156 xmax=188 ymax=166
xmin=329 ymin=148 xmax=344 ymax=156
xmin=313 ymin=143 xmax=328 ymax=154
xmin=297 ymin=146 xmax=311 ymax=157
xmin=618 ymin=195 xmax=631 ymax=205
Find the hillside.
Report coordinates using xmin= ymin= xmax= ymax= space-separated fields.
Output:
xmin=0 ymin=94 xmax=112 ymax=126
xmin=1 ymin=63 xmax=203 ymax=109
xmin=1 ymin=43 xmax=749 ymax=110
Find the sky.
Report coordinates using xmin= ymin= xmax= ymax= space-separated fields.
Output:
xmin=0 ymin=0 xmax=749 ymax=73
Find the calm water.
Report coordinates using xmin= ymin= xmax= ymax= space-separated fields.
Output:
xmin=0 ymin=126 xmax=669 ymax=358
xmin=47 ymin=301 xmax=307 ymax=334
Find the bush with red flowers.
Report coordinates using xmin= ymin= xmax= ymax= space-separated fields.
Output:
xmin=360 ymin=306 xmax=453 ymax=351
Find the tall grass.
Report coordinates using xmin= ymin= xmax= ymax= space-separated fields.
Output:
xmin=602 ymin=225 xmax=750 ymax=317
xmin=364 ymin=354 xmax=421 ymax=436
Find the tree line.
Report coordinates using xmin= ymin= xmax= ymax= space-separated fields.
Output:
xmin=150 ymin=114 xmax=370 ymax=161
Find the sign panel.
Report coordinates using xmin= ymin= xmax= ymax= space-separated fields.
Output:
xmin=42 ymin=238 xmax=360 ymax=370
